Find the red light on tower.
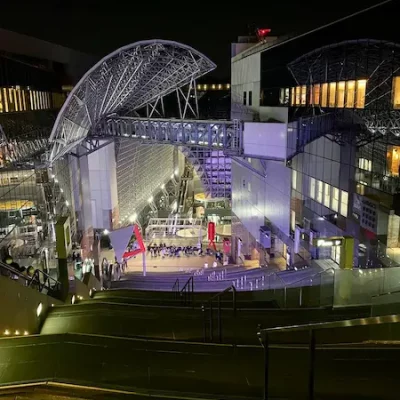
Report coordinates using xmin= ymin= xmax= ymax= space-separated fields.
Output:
xmin=257 ymin=28 xmax=271 ymax=41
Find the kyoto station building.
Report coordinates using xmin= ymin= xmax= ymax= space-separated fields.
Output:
xmin=2 ymin=2 xmax=400 ymax=399
xmin=230 ymin=6 xmax=400 ymax=271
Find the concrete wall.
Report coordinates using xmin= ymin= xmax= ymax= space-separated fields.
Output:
xmin=0 ymin=276 xmax=62 ymax=335
xmin=87 ymin=142 xmax=118 ymax=230
xmin=231 ymin=52 xmax=261 ymax=118
xmin=232 ymin=159 xmax=291 ymax=241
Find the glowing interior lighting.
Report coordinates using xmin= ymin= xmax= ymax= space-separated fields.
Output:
xmin=103 ymin=229 xmax=109 ymax=235
xmin=15 ymin=330 xmax=20 ymax=335
xmin=4 ymin=330 xmax=10 ymax=335
xmin=71 ymin=295 xmax=76 ymax=304
xmin=23 ymin=331 xmax=29 ymax=336
xmin=36 ymin=302 xmax=43 ymax=317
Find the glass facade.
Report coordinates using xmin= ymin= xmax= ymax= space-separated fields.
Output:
xmin=0 ymin=87 xmax=65 ymax=113
xmin=284 ymin=79 xmax=369 ymax=108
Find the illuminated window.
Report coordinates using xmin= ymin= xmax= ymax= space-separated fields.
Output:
xmin=290 ymin=87 xmax=295 ymax=106
xmin=21 ymin=90 xmax=27 ymax=110
xmin=13 ymin=89 xmax=18 ymax=111
xmin=3 ymin=89 xmax=8 ymax=112
xmin=16 ymin=88 xmax=22 ymax=111
xmin=212 ymin=84 xmax=216 ymax=90
xmin=358 ymin=158 xmax=372 ymax=171
xmin=316 ymin=180 xmax=323 ymax=203
xmin=308 ymin=86 xmax=313 ymax=105
xmin=248 ymin=91 xmax=252 ymax=106
xmin=356 ymin=80 xmax=367 ymax=109
xmin=8 ymin=89 xmax=15 ymax=112
xmin=346 ymin=80 xmax=356 ymax=108
xmin=337 ymin=81 xmax=345 ymax=108
xmin=203 ymin=84 xmax=207 ymax=90
xmin=218 ymin=84 xmax=222 ymax=90
xmin=280 ymin=88 xmax=290 ymax=105
xmin=0 ymin=91 xmax=3 ymax=113
xmin=291 ymin=210 xmax=296 ymax=232
xmin=295 ymin=86 xmax=301 ymax=105
xmin=226 ymin=84 xmax=230 ymax=89
xmin=301 ymin=85 xmax=307 ymax=105
xmin=29 ymin=90 xmax=34 ymax=110
xmin=332 ymin=187 xmax=339 ymax=212
xmin=292 ymin=169 xmax=297 ymax=190
xmin=324 ymin=183 xmax=331 ymax=207
xmin=313 ymin=84 xmax=320 ymax=105
xmin=392 ymin=76 xmax=400 ymax=109
xmin=329 ymin=82 xmax=336 ymax=107
xmin=340 ymin=191 xmax=348 ymax=217
xmin=310 ymin=177 xmax=316 ymax=199
xmin=321 ymin=83 xmax=328 ymax=107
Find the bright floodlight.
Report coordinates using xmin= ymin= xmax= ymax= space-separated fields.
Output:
xmin=49 ymin=40 xmax=216 ymax=163
xmin=103 ymin=229 xmax=109 ymax=235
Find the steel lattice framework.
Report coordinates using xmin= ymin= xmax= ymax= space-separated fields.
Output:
xmin=49 ymin=40 xmax=216 ymax=162
xmin=93 ymin=116 xmax=241 ymax=152
xmin=288 ymin=39 xmax=400 ymax=146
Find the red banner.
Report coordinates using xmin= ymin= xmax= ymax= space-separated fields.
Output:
xmin=208 ymin=222 xmax=216 ymax=250
xmin=122 ymin=224 xmax=146 ymax=259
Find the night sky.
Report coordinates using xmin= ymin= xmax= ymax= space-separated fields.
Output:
xmin=0 ymin=0 xmax=398 ymax=79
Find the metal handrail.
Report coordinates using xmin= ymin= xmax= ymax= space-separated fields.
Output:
xmin=372 ymin=288 xmax=400 ymax=298
xmin=258 ymin=313 xmax=400 ymax=400
xmin=172 ymin=278 xmax=179 ymax=299
xmin=203 ymin=285 xmax=236 ymax=343
xmin=180 ymin=276 xmax=194 ymax=306
xmin=29 ymin=268 xmax=61 ymax=293
xmin=0 ymin=261 xmax=61 ymax=295
xmin=287 ymin=268 xmax=335 ymax=288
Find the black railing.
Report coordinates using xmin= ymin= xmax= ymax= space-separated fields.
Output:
xmin=0 ymin=261 xmax=61 ymax=298
xmin=172 ymin=278 xmax=180 ymax=299
xmin=203 ymin=285 xmax=236 ymax=343
xmin=180 ymin=276 xmax=194 ymax=307
xmin=258 ymin=314 xmax=400 ymax=400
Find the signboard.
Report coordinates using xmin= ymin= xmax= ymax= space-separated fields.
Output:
xmin=122 ymin=224 xmax=145 ymax=260
xmin=55 ymin=216 xmax=72 ymax=259
xmin=313 ymin=236 xmax=354 ymax=269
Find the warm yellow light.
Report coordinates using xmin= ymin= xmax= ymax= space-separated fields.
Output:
xmin=218 ymin=84 xmax=222 ymax=89
xmin=4 ymin=330 xmax=10 ymax=335
xmin=15 ymin=330 xmax=20 ymax=335
xmin=212 ymin=84 xmax=216 ymax=89
xmin=23 ymin=331 xmax=29 ymax=336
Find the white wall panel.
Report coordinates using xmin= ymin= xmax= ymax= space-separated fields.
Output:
xmin=243 ymin=122 xmax=287 ymax=160
xmin=232 ymin=159 xmax=291 ymax=241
